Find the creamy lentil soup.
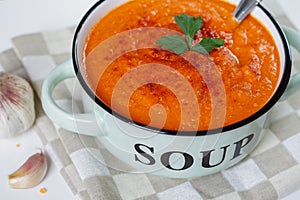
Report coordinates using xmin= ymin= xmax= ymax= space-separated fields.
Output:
xmin=84 ymin=0 xmax=280 ymax=131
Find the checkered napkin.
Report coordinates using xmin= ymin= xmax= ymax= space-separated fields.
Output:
xmin=1 ymin=1 xmax=300 ymax=200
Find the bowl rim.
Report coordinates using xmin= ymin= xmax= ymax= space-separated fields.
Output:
xmin=72 ymin=0 xmax=292 ymax=136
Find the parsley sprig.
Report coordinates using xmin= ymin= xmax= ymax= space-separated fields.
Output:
xmin=156 ymin=14 xmax=224 ymax=55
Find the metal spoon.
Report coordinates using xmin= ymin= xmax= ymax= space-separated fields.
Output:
xmin=233 ymin=0 xmax=263 ymax=22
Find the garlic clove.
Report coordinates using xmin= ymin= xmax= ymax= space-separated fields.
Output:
xmin=0 ymin=72 xmax=36 ymax=138
xmin=8 ymin=151 xmax=48 ymax=189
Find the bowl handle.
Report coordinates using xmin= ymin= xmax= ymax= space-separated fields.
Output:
xmin=41 ymin=59 xmax=106 ymax=136
xmin=280 ymin=27 xmax=300 ymax=101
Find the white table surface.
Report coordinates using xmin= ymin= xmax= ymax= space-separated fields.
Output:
xmin=0 ymin=0 xmax=300 ymax=199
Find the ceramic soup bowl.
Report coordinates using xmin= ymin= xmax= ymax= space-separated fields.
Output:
xmin=41 ymin=0 xmax=300 ymax=178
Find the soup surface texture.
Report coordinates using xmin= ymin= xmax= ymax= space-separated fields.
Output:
xmin=84 ymin=0 xmax=280 ymax=131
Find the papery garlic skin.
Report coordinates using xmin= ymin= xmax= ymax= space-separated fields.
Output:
xmin=0 ymin=72 xmax=35 ymax=138
xmin=8 ymin=152 xmax=48 ymax=189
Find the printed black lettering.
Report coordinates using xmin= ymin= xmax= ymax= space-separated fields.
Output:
xmin=161 ymin=151 xmax=194 ymax=171
xmin=200 ymin=145 xmax=230 ymax=168
xmin=231 ymin=134 xmax=254 ymax=160
xmin=134 ymin=144 xmax=155 ymax=165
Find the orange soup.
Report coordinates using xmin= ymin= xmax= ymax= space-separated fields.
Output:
xmin=84 ymin=0 xmax=280 ymax=131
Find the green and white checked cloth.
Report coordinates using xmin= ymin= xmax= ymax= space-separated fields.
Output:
xmin=1 ymin=1 xmax=300 ymax=199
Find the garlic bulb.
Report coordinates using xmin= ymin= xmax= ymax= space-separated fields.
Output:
xmin=8 ymin=151 xmax=48 ymax=189
xmin=0 ymin=72 xmax=35 ymax=138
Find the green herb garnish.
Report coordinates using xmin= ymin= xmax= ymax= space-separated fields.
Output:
xmin=156 ymin=14 xmax=224 ymax=55
xmin=192 ymin=38 xmax=225 ymax=54
xmin=156 ymin=35 xmax=189 ymax=55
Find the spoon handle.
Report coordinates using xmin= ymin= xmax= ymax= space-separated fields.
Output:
xmin=233 ymin=0 xmax=263 ymax=22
